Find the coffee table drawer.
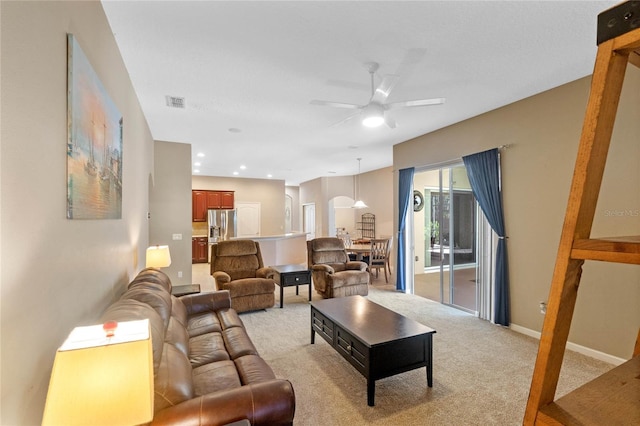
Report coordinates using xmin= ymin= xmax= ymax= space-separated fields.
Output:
xmin=311 ymin=309 xmax=334 ymax=343
xmin=282 ymin=270 xmax=310 ymax=286
xmin=336 ymin=326 xmax=368 ymax=374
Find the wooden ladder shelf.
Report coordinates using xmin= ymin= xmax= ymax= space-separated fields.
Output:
xmin=523 ymin=3 xmax=640 ymax=425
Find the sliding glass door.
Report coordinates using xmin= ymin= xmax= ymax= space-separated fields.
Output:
xmin=414 ymin=164 xmax=479 ymax=313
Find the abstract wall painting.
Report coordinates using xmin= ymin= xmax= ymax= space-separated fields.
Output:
xmin=67 ymin=34 xmax=123 ymax=219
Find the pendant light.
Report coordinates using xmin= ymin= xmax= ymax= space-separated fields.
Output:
xmin=352 ymin=158 xmax=368 ymax=209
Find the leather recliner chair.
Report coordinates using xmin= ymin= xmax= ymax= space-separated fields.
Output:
xmin=210 ymin=239 xmax=276 ymax=312
xmin=307 ymin=237 xmax=369 ymax=299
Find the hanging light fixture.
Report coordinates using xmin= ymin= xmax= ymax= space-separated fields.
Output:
xmin=352 ymin=158 xmax=368 ymax=209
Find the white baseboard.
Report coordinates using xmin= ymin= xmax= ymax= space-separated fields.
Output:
xmin=509 ymin=323 xmax=626 ymax=366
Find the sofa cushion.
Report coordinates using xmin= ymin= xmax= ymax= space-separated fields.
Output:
xmin=100 ymin=299 xmax=165 ymax=375
xmin=170 ymin=295 xmax=188 ymax=328
xmin=223 ymin=327 xmax=259 ymax=359
xmin=192 ymin=360 xmax=241 ymax=396
xmin=221 ymin=278 xmax=274 ymax=297
xmin=189 ymin=332 xmax=230 ymax=367
xmin=216 ymin=308 xmax=245 ymax=330
xmin=187 ymin=312 xmax=222 ymax=337
xmin=154 ymin=343 xmax=195 ymax=412
xmin=129 ymin=268 xmax=172 ymax=293
xmin=120 ymin=284 xmax=172 ymax=330
xmin=234 ymin=355 xmax=276 ymax=385
xmin=165 ymin=317 xmax=190 ymax=357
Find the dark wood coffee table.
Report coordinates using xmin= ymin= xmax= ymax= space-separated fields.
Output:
xmin=271 ymin=264 xmax=312 ymax=308
xmin=310 ymin=296 xmax=436 ymax=406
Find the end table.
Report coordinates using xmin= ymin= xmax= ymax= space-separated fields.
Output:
xmin=271 ymin=264 xmax=312 ymax=308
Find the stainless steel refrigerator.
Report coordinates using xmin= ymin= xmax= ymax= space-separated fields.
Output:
xmin=208 ymin=209 xmax=237 ymax=243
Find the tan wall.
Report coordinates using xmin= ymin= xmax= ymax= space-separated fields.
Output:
xmin=192 ymin=175 xmax=286 ymax=236
xmin=394 ymin=69 xmax=640 ymax=358
xmin=0 ymin=2 xmax=154 ymax=424
xmin=151 ymin=141 xmax=193 ymax=285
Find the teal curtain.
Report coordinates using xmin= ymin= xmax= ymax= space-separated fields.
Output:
xmin=396 ymin=168 xmax=415 ymax=292
xmin=462 ymin=149 xmax=509 ymax=326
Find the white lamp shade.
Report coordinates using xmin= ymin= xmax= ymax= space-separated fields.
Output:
xmin=352 ymin=200 xmax=368 ymax=209
xmin=362 ymin=103 xmax=385 ymax=127
xmin=146 ymin=245 xmax=171 ymax=268
xmin=42 ymin=320 xmax=154 ymax=426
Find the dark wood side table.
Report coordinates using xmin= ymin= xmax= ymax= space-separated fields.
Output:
xmin=171 ymin=284 xmax=201 ymax=297
xmin=271 ymin=264 xmax=312 ymax=308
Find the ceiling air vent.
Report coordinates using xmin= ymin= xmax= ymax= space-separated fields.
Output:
xmin=165 ymin=96 xmax=186 ymax=109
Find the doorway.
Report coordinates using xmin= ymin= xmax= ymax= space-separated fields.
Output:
xmin=414 ymin=164 xmax=479 ymax=313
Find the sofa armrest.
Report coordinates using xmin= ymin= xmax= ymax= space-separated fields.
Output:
xmin=151 ymin=379 xmax=295 ymax=426
xmin=345 ymin=261 xmax=368 ymax=271
xmin=312 ymin=264 xmax=335 ymax=274
xmin=256 ymin=267 xmax=277 ymax=280
xmin=180 ymin=290 xmax=232 ymax=315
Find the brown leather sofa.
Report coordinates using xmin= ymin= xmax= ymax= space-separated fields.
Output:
xmin=100 ymin=268 xmax=295 ymax=425
xmin=307 ymin=237 xmax=369 ymax=298
xmin=210 ymin=240 xmax=276 ymax=313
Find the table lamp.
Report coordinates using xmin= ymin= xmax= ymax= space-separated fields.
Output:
xmin=146 ymin=245 xmax=172 ymax=268
xmin=42 ymin=319 xmax=154 ymax=425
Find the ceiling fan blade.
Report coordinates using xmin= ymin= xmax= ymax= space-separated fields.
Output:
xmin=385 ymin=116 xmax=397 ymax=129
xmin=310 ymin=100 xmax=362 ymax=110
xmin=387 ymin=98 xmax=445 ymax=109
xmin=370 ymin=74 xmax=400 ymax=104
xmin=330 ymin=112 xmax=360 ymax=127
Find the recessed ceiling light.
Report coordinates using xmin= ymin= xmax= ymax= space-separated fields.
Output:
xmin=240 ymin=165 xmax=246 ymax=170
xmin=194 ymin=162 xmax=201 ymax=166
xmin=328 ymin=171 xmax=337 ymax=174
xmin=347 ymin=145 xmax=359 ymax=150
xmin=193 ymin=169 xmax=200 ymax=173
xmin=267 ymin=174 xmax=273 ymax=178
xmin=197 ymin=152 xmax=205 ymax=157
xmin=233 ymin=171 xmax=239 ymax=176
xmin=228 ymin=128 xmax=242 ymax=133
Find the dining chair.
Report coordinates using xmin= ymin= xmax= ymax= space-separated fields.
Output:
xmin=367 ymin=238 xmax=391 ymax=283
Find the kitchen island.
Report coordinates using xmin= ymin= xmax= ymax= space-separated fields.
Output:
xmin=229 ymin=232 xmax=308 ymax=267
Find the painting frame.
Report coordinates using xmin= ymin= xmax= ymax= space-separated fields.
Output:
xmin=66 ymin=33 xmax=123 ymax=219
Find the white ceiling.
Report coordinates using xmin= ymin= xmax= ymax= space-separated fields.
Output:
xmin=101 ymin=0 xmax=617 ymax=185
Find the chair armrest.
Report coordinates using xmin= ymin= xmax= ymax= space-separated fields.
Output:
xmin=151 ymin=379 xmax=295 ymax=426
xmin=346 ymin=261 xmax=368 ymax=271
xmin=312 ymin=264 xmax=335 ymax=274
xmin=256 ymin=267 xmax=277 ymax=280
xmin=179 ymin=290 xmax=231 ymax=315
xmin=212 ymin=271 xmax=231 ymax=285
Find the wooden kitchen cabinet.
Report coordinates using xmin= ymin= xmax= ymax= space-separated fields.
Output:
xmin=206 ymin=190 xmax=234 ymax=209
xmin=192 ymin=237 xmax=208 ymax=263
xmin=192 ymin=191 xmax=207 ymax=222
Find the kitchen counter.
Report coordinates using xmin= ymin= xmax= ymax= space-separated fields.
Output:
xmin=231 ymin=233 xmax=308 ymax=266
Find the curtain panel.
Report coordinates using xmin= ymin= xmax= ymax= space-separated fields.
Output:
xmin=396 ymin=167 xmax=415 ymax=292
xmin=462 ymin=149 xmax=510 ymax=326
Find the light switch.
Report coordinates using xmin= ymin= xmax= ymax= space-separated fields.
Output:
xmin=172 ymin=234 xmax=182 ymax=240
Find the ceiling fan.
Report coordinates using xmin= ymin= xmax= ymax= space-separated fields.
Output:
xmin=310 ymin=55 xmax=445 ymax=129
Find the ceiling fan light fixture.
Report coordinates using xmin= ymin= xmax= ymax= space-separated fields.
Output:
xmin=362 ymin=103 xmax=385 ymax=128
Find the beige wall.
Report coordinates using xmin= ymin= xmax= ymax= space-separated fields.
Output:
xmin=192 ymin=175 xmax=286 ymax=236
xmin=151 ymin=141 xmax=193 ymax=285
xmin=301 ymin=169 xmax=393 ymax=240
xmin=394 ymin=68 xmax=640 ymax=359
xmin=0 ymin=1 xmax=154 ymax=424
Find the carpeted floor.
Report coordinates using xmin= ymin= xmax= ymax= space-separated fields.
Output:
xmin=192 ymin=264 xmax=612 ymax=425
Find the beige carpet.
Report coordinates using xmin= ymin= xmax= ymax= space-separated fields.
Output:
xmin=192 ymin=264 xmax=612 ymax=425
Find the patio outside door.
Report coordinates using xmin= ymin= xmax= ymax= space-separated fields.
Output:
xmin=414 ymin=164 xmax=479 ymax=313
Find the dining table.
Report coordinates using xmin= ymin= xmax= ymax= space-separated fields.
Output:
xmin=346 ymin=243 xmax=371 ymax=261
